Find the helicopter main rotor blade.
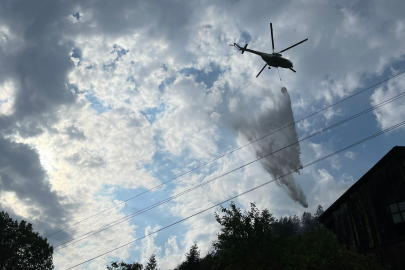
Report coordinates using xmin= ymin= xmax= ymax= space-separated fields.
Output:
xmin=256 ymin=63 xmax=268 ymax=78
xmin=289 ymin=67 xmax=296 ymax=73
xmin=270 ymin=23 xmax=275 ymax=53
xmin=278 ymin=38 xmax=308 ymax=53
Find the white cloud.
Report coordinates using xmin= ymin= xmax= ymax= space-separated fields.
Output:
xmin=344 ymin=151 xmax=355 ymax=160
xmin=371 ymin=73 xmax=405 ymax=131
xmin=310 ymin=169 xmax=354 ymax=208
xmin=1 ymin=0 xmax=405 ymax=269
xmin=297 ymin=118 xmax=312 ymax=132
xmin=0 ymin=80 xmax=15 ymax=116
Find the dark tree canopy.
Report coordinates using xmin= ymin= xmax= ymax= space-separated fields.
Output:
xmin=106 ymin=261 xmax=143 ymax=270
xmin=105 ymin=203 xmax=387 ymax=270
xmin=213 ymin=202 xmax=277 ymax=270
xmin=211 ymin=202 xmax=387 ymax=270
xmin=0 ymin=211 xmax=54 ymax=270
xmin=186 ymin=242 xmax=201 ymax=265
xmin=145 ymin=253 xmax=158 ymax=270
xmin=174 ymin=242 xmax=201 ymax=270
xmin=272 ymin=214 xmax=300 ymax=237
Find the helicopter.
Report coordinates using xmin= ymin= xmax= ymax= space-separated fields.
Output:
xmin=230 ymin=23 xmax=308 ymax=78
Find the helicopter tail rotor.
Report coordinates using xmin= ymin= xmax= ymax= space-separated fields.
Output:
xmin=240 ymin=44 xmax=248 ymax=54
xmin=229 ymin=43 xmax=248 ymax=54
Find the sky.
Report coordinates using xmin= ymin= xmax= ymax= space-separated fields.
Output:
xmin=0 ymin=0 xmax=405 ymax=269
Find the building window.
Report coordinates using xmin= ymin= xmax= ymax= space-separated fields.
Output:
xmin=389 ymin=201 xmax=405 ymax=237
xmin=390 ymin=202 xmax=405 ymax=223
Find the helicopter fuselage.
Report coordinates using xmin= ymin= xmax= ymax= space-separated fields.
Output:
xmin=243 ymin=48 xmax=293 ymax=69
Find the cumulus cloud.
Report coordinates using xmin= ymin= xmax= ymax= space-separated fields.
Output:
xmin=1 ymin=0 xmax=405 ymax=269
xmin=310 ymin=169 xmax=354 ymax=208
xmin=371 ymin=72 xmax=405 ymax=130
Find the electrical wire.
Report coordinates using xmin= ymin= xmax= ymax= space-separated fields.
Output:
xmin=46 ymin=70 xmax=405 ymax=239
xmin=65 ymin=119 xmax=405 ymax=269
xmin=54 ymin=91 xmax=405 ymax=251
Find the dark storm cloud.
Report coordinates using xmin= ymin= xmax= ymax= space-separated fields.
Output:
xmin=0 ymin=0 xmax=78 ymax=131
xmin=0 ymin=0 xmax=80 ymax=234
xmin=0 ymin=136 xmax=71 ymax=238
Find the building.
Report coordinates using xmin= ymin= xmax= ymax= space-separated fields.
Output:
xmin=318 ymin=146 xmax=405 ymax=269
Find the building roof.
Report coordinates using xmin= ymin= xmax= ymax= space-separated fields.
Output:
xmin=318 ymin=146 xmax=405 ymax=222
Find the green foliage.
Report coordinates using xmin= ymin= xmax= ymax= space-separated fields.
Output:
xmin=145 ymin=253 xmax=158 ymax=270
xmin=213 ymin=202 xmax=277 ymax=270
xmin=198 ymin=252 xmax=216 ymax=270
xmin=106 ymin=261 xmax=143 ymax=270
xmin=174 ymin=242 xmax=201 ymax=270
xmin=209 ymin=202 xmax=388 ymax=270
xmin=281 ymin=227 xmax=388 ymax=270
xmin=272 ymin=215 xmax=300 ymax=237
xmin=105 ymin=203 xmax=388 ymax=270
xmin=186 ymin=242 xmax=201 ymax=265
xmin=0 ymin=211 xmax=54 ymax=270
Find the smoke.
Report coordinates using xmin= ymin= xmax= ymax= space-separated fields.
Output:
xmin=228 ymin=88 xmax=308 ymax=208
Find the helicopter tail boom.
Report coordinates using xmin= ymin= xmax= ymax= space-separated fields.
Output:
xmin=229 ymin=43 xmax=264 ymax=56
xmin=229 ymin=43 xmax=248 ymax=54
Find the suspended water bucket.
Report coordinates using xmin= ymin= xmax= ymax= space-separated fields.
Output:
xmin=281 ymin=87 xmax=287 ymax=94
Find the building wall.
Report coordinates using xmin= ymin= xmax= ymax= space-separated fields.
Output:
xmin=321 ymin=149 xmax=405 ymax=269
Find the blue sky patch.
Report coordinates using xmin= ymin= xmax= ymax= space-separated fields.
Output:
xmin=103 ymin=44 xmax=129 ymax=70
xmin=72 ymin=12 xmax=81 ymax=20
xmin=71 ymin=48 xmax=83 ymax=65
xmin=68 ymin=83 xmax=84 ymax=94
xmin=158 ymin=76 xmax=176 ymax=92
xmin=127 ymin=76 xmax=137 ymax=83
xmin=71 ymin=48 xmax=82 ymax=59
xmin=112 ymin=44 xmax=129 ymax=61
xmin=85 ymin=92 xmax=112 ymax=114
xmin=241 ymin=31 xmax=251 ymax=44
xmin=180 ymin=63 xmax=222 ymax=89
xmin=140 ymin=104 xmax=165 ymax=124
xmin=144 ymin=150 xmax=179 ymax=181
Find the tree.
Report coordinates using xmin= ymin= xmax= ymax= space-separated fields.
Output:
xmin=186 ymin=242 xmax=201 ymax=265
xmin=145 ymin=253 xmax=158 ymax=270
xmin=0 ymin=211 xmax=54 ymax=270
xmin=212 ymin=202 xmax=388 ymax=270
xmin=298 ymin=205 xmax=324 ymax=234
xmin=315 ymin=205 xmax=325 ymax=218
xmin=106 ymin=261 xmax=143 ymax=270
xmin=280 ymin=227 xmax=388 ymax=270
xmin=272 ymin=215 xmax=300 ymax=237
xmin=213 ymin=202 xmax=278 ymax=270
xmin=198 ymin=252 xmax=216 ymax=270
xmin=174 ymin=242 xmax=201 ymax=270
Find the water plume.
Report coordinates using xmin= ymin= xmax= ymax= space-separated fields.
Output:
xmin=229 ymin=88 xmax=308 ymax=207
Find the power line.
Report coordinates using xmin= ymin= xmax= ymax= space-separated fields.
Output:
xmin=54 ymin=91 xmax=405 ymax=251
xmin=46 ymin=70 xmax=405 ymax=239
xmin=55 ymin=92 xmax=405 ymax=250
xmin=65 ymin=119 xmax=405 ymax=269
